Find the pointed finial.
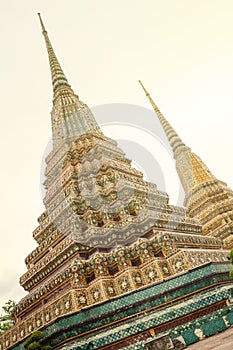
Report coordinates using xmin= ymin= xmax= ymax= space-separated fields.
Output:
xmin=38 ymin=13 xmax=71 ymax=93
xmin=139 ymin=80 xmax=186 ymax=154
xmin=138 ymin=80 xmax=150 ymax=97
xmin=37 ymin=13 xmax=47 ymax=33
xmin=138 ymin=80 xmax=162 ymax=115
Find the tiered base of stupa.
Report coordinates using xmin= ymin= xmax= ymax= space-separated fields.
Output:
xmin=1 ymin=224 xmax=233 ymax=350
xmin=4 ymin=262 xmax=233 ymax=350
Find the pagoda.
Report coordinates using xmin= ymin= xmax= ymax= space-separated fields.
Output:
xmin=139 ymin=81 xmax=233 ymax=249
xmin=1 ymin=14 xmax=233 ymax=350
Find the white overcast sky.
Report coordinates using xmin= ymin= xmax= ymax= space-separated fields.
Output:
xmin=0 ymin=0 xmax=233 ymax=307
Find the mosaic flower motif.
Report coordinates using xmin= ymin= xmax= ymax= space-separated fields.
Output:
xmin=107 ymin=286 xmax=114 ymax=294
xmin=133 ymin=272 xmax=143 ymax=285
xmin=65 ymin=301 xmax=70 ymax=309
xmin=160 ymin=264 xmax=170 ymax=277
xmin=171 ymin=254 xmax=188 ymax=273
xmin=118 ymin=276 xmax=131 ymax=293
xmin=76 ymin=291 xmax=87 ymax=306
xmin=55 ymin=307 xmax=60 ymax=316
xmin=93 ymin=291 xmax=100 ymax=301
xmin=79 ymin=296 xmax=86 ymax=304
xmin=145 ymin=266 xmax=158 ymax=282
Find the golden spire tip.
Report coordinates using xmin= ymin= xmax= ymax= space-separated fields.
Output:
xmin=38 ymin=12 xmax=47 ymax=33
xmin=138 ymin=80 xmax=149 ymax=96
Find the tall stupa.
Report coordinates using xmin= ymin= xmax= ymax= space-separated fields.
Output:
xmin=139 ymin=80 xmax=233 ymax=248
xmin=1 ymin=15 xmax=233 ymax=350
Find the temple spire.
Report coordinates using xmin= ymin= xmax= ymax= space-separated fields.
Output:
xmin=139 ymin=81 xmax=233 ymax=246
xmin=38 ymin=13 xmax=71 ymax=94
xmin=138 ymin=80 xmax=215 ymax=190
xmin=138 ymin=80 xmax=187 ymax=155
xmin=37 ymin=14 xmax=102 ymax=147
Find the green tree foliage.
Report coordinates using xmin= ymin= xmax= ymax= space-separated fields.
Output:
xmin=24 ymin=331 xmax=51 ymax=350
xmin=0 ymin=300 xmax=16 ymax=334
xmin=28 ymin=342 xmax=41 ymax=350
